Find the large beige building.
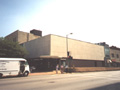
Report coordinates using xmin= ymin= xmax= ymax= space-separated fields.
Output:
xmin=23 ymin=34 xmax=105 ymax=61
xmin=22 ymin=34 xmax=105 ymax=68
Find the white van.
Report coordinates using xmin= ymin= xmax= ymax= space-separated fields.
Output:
xmin=0 ymin=58 xmax=30 ymax=78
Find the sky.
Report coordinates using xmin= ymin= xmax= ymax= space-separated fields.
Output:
xmin=0 ymin=0 xmax=120 ymax=47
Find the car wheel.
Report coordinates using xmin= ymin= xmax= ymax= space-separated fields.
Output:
xmin=0 ymin=74 xmax=3 ymax=78
xmin=23 ymin=71 xmax=29 ymax=77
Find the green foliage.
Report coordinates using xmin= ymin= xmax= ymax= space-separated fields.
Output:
xmin=0 ymin=37 xmax=27 ymax=58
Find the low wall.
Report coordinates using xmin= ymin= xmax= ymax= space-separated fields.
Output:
xmin=71 ymin=60 xmax=104 ymax=67
xmin=72 ymin=67 xmax=120 ymax=72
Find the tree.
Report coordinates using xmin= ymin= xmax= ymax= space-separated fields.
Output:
xmin=0 ymin=37 xmax=27 ymax=58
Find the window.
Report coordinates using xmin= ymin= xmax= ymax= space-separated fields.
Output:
xmin=106 ymin=55 xmax=110 ymax=57
xmin=111 ymin=53 xmax=114 ymax=58
xmin=20 ymin=61 xmax=25 ymax=66
xmin=117 ymin=54 xmax=119 ymax=58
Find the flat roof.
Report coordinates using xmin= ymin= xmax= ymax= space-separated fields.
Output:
xmin=39 ymin=56 xmax=61 ymax=59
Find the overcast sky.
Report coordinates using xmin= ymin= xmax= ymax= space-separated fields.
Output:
xmin=0 ymin=0 xmax=120 ymax=47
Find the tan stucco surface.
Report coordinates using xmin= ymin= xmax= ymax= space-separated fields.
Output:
xmin=24 ymin=35 xmax=50 ymax=58
xmin=50 ymin=35 xmax=105 ymax=60
xmin=24 ymin=34 xmax=105 ymax=61
xmin=5 ymin=30 xmax=40 ymax=44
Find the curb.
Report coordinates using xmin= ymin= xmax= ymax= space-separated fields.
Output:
xmin=29 ymin=70 xmax=61 ymax=76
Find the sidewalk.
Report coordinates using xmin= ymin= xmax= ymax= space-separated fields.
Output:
xmin=29 ymin=67 xmax=120 ymax=76
xmin=29 ymin=70 xmax=61 ymax=76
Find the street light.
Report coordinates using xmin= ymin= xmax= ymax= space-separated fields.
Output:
xmin=66 ymin=33 xmax=73 ymax=57
xmin=66 ymin=33 xmax=73 ymax=69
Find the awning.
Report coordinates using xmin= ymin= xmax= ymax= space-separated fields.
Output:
xmin=38 ymin=55 xmax=61 ymax=59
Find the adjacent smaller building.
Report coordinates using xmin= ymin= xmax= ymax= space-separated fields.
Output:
xmin=110 ymin=46 xmax=120 ymax=63
xmin=96 ymin=43 xmax=120 ymax=67
xmin=5 ymin=29 xmax=42 ymax=44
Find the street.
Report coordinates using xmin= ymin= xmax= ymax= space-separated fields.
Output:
xmin=1 ymin=71 xmax=120 ymax=90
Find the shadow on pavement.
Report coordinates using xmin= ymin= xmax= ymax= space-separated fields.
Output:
xmin=89 ymin=82 xmax=120 ymax=90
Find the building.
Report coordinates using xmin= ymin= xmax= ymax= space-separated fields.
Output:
xmin=22 ymin=34 xmax=105 ymax=71
xmin=5 ymin=29 xmax=42 ymax=44
xmin=5 ymin=30 xmax=120 ymax=71
xmin=23 ymin=34 xmax=104 ymax=60
xmin=110 ymin=46 xmax=120 ymax=63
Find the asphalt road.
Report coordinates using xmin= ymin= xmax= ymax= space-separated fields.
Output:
xmin=1 ymin=71 xmax=120 ymax=90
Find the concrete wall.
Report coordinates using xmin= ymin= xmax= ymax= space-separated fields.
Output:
xmin=23 ymin=34 xmax=105 ymax=61
xmin=5 ymin=30 xmax=40 ymax=44
xmin=18 ymin=31 xmax=28 ymax=44
xmin=50 ymin=35 xmax=67 ymax=57
xmin=18 ymin=31 xmax=40 ymax=44
xmin=5 ymin=30 xmax=18 ymax=42
xmin=23 ymin=35 xmax=51 ymax=58
xmin=50 ymin=35 xmax=105 ymax=61
xmin=110 ymin=49 xmax=120 ymax=62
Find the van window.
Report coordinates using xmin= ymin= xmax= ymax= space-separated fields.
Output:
xmin=20 ymin=61 xmax=25 ymax=66
xmin=25 ymin=61 xmax=29 ymax=65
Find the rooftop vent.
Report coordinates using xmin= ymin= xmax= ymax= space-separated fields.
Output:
xmin=30 ymin=29 xmax=42 ymax=36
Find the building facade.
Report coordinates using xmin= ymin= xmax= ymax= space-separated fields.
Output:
xmin=22 ymin=34 xmax=105 ymax=70
xmin=5 ymin=29 xmax=41 ymax=44
xmin=110 ymin=46 xmax=120 ymax=62
xmin=23 ymin=34 xmax=105 ymax=60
